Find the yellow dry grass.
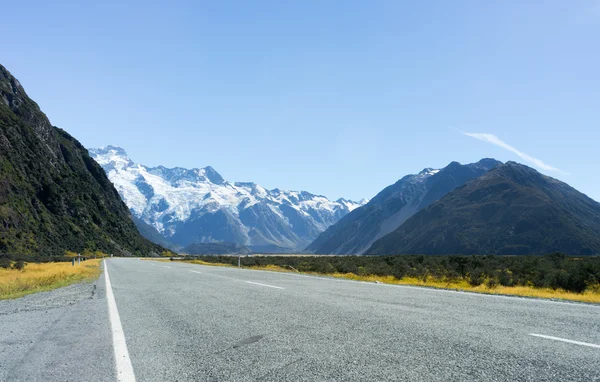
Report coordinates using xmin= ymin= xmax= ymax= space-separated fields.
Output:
xmin=185 ymin=259 xmax=233 ymax=267
xmin=0 ymin=259 xmax=102 ymax=300
xmin=178 ymin=261 xmax=600 ymax=304
xmin=323 ymin=273 xmax=600 ymax=304
xmin=141 ymin=258 xmax=234 ymax=267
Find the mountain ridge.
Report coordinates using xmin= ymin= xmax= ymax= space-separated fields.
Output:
xmin=366 ymin=162 xmax=600 ymax=256
xmin=306 ymin=158 xmax=502 ymax=254
xmin=89 ymin=146 xmax=367 ymax=251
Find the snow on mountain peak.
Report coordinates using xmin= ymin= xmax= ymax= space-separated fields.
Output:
xmin=89 ymin=146 xmax=366 ymax=251
xmin=418 ymin=168 xmax=441 ymax=177
xmin=336 ymin=198 xmax=369 ymax=211
xmin=89 ymin=146 xmax=133 ymax=171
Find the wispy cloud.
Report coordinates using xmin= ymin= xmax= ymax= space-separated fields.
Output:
xmin=462 ymin=132 xmax=566 ymax=174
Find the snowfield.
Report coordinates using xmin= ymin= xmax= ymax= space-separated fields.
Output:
xmin=90 ymin=146 xmax=367 ymax=251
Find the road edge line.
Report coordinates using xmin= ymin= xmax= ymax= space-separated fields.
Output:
xmin=105 ymin=260 xmax=136 ymax=382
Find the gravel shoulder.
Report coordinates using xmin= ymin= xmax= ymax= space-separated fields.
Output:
xmin=0 ymin=265 xmax=114 ymax=382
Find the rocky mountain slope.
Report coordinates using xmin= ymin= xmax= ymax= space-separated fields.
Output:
xmin=0 ymin=64 xmax=163 ymax=257
xmin=306 ymin=159 xmax=501 ymax=254
xmin=131 ymin=216 xmax=180 ymax=252
xmin=366 ymin=162 xmax=600 ymax=256
xmin=90 ymin=146 xmax=367 ymax=252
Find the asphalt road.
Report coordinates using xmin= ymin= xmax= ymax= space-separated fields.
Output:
xmin=2 ymin=258 xmax=600 ymax=381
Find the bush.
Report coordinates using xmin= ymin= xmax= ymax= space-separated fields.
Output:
xmin=336 ymin=261 xmax=358 ymax=274
xmin=313 ymin=261 xmax=336 ymax=274
xmin=391 ymin=262 xmax=407 ymax=280
xmin=498 ymin=269 xmax=514 ymax=287
xmin=186 ymin=254 xmax=600 ymax=293
xmin=0 ymin=257 xmax=11 ymax=269
xmin=547 ymin=252 xmax=567 ymax=267
xmin=368 ymin=262 xmax=393 ymax=276
xmin=468 ymin=268 xmax=484 ymax=286
xmin=297 ymin=261 xmax=312 ymax=272
xmin=485 ymin=278 xmax=498 ymax=289
xmin=558 ymin=265 xmax=588 ymax=293
xmin=13 ymin=260 xmax=25 ymax=271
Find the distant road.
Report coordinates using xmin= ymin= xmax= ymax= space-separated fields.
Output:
xmin=2 ymin=258 xmax=599 ymax=381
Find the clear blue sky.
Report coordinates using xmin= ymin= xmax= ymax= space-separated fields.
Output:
xmin=3 ymin=1 xmax=599 ymax=201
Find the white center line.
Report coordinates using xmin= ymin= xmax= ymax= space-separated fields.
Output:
xmin=245 ymin=281 xmax=284 ymax=290
xmin=189 ymin=270 xmax=202 ymax=274
xmin=529 ymin=333 xmax=600 ymax=349
xmin=105 ymin=261 xmax=136 ymax=382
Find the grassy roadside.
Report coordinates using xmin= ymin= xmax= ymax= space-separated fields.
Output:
xmin=142 ymin=258 xmax=231 ymax=267
xmin=322 ymin=272 xmax=600 ymax=304
xmin=0 ymin=259 xmax=103 ymax=300
xmin=158 ymin=258 xmax=600 ymax=304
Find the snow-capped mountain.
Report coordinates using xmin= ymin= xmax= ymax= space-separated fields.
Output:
xmin=89 ymin=146 xmax=367 ymax=252
xmin=306 ymin=159 xmax=502 ymax=255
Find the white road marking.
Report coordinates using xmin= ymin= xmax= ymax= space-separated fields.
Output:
xmin=163 ymin=266 xmax=171 ymax=269
xmin=104 ymin=261 xmax=136 ymax=382
xmin=529 ymin=333 xmax=600 ymax=349
xmin=189 ymin=270 xmax=202 ymax=274
xmin=245 ymin=281 xmax=284 ymax=290
xmin=226 ymin=267 xmax=599 ymax=307
xmin=185 ymin=263 xmax=598 ymax=308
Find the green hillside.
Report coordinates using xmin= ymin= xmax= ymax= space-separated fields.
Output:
xmin=0 ymin=64 xmax=163 ymax=258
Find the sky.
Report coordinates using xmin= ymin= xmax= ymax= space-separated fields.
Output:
xmin=2 ymin=1 xmax=599 ymax=202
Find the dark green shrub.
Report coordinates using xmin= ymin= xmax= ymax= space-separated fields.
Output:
xmin=0 ymin=257 xmax=11 ymax=269
xmin=547 ymin=252 xmax=567 ymax=267
xmin=391 ymin=262 xmax=407 ymax=280
xmin=468 ymin=268 xmax=484 ymax=286
xmin=368 ymin=262 xmax=393 ymax=276
xmin=335 ymin=261 xmax=357 ymax=274
xmin=13 ymin=260 xmax=25 ymax=271
xmin=445 ymin=270 xmax=461 ymax=283
xmin=313 ymin=261 xmax=336 ymax=274
xmin=297 ymin=261 xmax=312 ymax=272
xmin=498 ymin=269 xmax=514 ymax=287
xmin=559 ymin=265 xmax=588 ymax=293
xmin=485 ymin=278 xmax=498 ymax=289
xmin=449 ymin=255 xmax=469 ymax=277
xmin=185 ymin=254 xmax=600 ymax=295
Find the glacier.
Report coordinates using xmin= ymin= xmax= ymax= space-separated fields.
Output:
xmin=89 ymin=146 xmax=367 ymax=252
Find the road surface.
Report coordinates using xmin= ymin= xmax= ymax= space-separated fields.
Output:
xmin=1 ymin=258 xmax=599 ymax=381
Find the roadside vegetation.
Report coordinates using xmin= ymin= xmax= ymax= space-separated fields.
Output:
xmin=0 ymin=256 xmax=103 ymax=299
xmin=172 ymin=253 xmax=600 ymax=303
xmin=65 ymin=250 xmax=111 ymax=258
